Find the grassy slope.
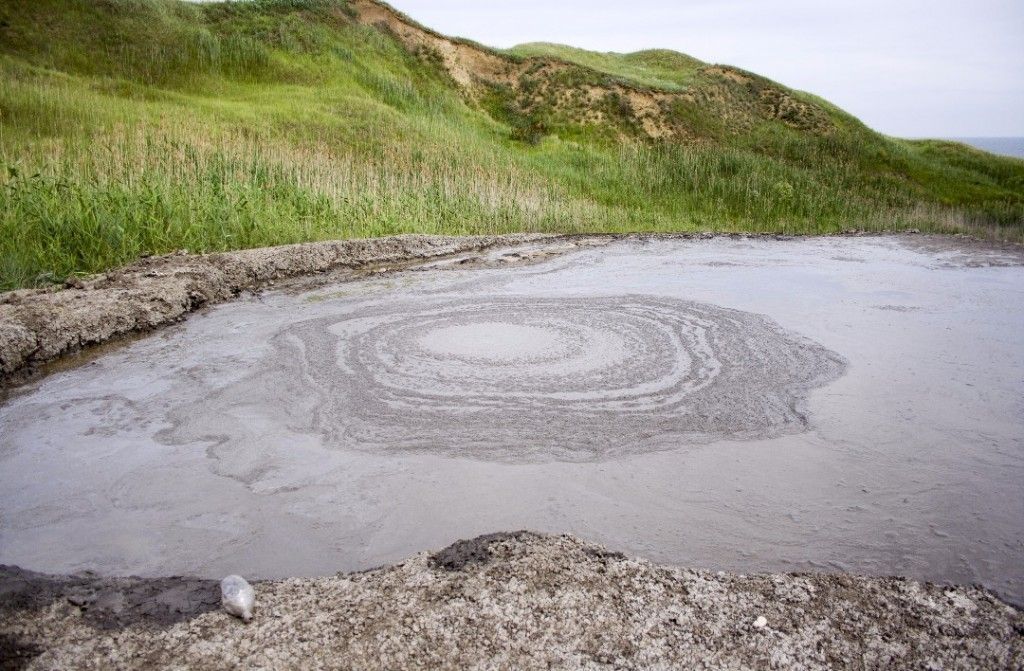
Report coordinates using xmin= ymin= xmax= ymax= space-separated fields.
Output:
xmin=507 ymin=43 xmax=705 ymax=91
xmin=0 ymin=0 xmax=1021 ymax=289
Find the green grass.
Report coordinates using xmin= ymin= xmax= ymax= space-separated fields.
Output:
xmin=507 ymin=43 xmax=705 ymax=91
xmin=0 ymin=0 xmax=1021 ymax=290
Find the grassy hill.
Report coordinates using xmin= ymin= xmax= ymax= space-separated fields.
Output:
xmin=507 ymin=43 xmax=705 ymax=91
xmin=0 ymin=0 xmax=1021 ymax=289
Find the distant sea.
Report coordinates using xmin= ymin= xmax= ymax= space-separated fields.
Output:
xmin=947 ymin=137 xmax=1024 ymax=159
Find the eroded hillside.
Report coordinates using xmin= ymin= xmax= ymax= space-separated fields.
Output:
xmin=0 ymin=0 xmax=1021 ymax=289
xmin=349 ymin=0 xmax=833 ymax=140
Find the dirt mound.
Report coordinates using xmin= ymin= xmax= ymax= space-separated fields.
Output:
xmin=1 ymin=532 xmax=1020 ymax=669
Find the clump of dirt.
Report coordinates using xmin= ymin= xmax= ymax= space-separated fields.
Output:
xmin=0 ymin=234 xmax=553 ymax=385
xmin=428 ymin=531 xmax=532 ymax=571
xmin=1 ymin=533 xmax=1020 ymax=670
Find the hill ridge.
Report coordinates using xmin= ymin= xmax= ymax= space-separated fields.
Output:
xmin=0 ymin=0 xmax=1021 ymax=289
xmin=348 ymin=0 xmax=833 ymax=139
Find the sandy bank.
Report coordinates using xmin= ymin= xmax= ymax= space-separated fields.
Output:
xmin=1 ymin=532 xmax=1020 ymax=670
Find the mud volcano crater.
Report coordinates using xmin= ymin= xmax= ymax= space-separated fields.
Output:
xmin=3 ymin=235 xmax=1023 ymax=600
xmin=175 ymin=296 xmax=846 ymax=462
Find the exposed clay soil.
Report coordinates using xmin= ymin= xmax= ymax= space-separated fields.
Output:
xmin=1 ymin=532 xmax=1021 ymax=670
xmin=347 ymin=0 xmax=832 ymax=138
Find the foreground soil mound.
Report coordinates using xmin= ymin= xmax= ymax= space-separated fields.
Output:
xmin=2 ymin=532 xmax=1020 ymax=670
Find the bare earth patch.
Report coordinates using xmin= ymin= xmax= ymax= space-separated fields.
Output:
xmin=1 ymin=532 xmax=1021 ymax=670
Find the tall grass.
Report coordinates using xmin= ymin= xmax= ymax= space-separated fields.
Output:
xmin=0 ymin=0 xmax=1021 ymax=290
xmin=0 ymin=125 xmax=616 ymax=287
xmin=5 ymin=119 xmax=1012 ymax=289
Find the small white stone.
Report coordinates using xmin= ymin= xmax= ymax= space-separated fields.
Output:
xmin=753 ymin=616 xmax=768 ymax=629
xmin=221 ymin=575 xmax=256 ymax=622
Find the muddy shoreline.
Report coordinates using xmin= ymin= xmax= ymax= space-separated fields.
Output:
xmin=0 ymin=233 xmax=566 ymax=387
xmin=1 ymin=532 xmax=1020 ymax=670
xmin=4 ymin=231 xmax=1018 ymax=390
xmin=3 ymin=233 xmax=1023 ymax=667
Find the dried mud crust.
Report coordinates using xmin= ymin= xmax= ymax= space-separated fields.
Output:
xmin=0 ymin=234 xmax=558 ymax=385
xmin=0 ymin=533 xmax=1021 ymax=670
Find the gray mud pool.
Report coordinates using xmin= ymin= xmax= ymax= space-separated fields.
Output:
xmin=2 ymin=236 xmax=1023 ymax=603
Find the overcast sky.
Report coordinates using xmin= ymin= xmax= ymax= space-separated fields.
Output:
xmin=385 ymin=0 xmax=1024 ymax=138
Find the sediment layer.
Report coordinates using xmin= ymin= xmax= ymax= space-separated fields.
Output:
xmin=1 ymin=532 xmax=1020 ymax=670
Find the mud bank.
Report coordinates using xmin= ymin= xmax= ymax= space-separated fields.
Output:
xmin=5 ymin=231 xmax=1016 ymax=388
xmin=1 ymin=533 xmax=1020 ymax=670
xmin=0 ymin=233 xmax=569 ymax=384
xmin=2 ymin=231 xmax=1017 ymax=387
xmin=3 ymin=233 xmax=1024 ymax=604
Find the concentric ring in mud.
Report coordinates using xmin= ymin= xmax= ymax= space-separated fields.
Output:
xmin=273 ymin=295 xmax=846 ymax=462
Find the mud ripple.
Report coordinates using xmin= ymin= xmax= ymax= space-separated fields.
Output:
xmin=186 ymin=295 xmax=842 ymax=462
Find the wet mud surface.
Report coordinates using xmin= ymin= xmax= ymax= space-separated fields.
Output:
xmin=1 ymin=234 xmax=1023 ymax=608
xmin=160 ymin=295 xmax=844 ymax=463
xmin=0 ymin=566 xmax=219 ymax=631
xmin=0 ymin=233 xmax=559 ymax=383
